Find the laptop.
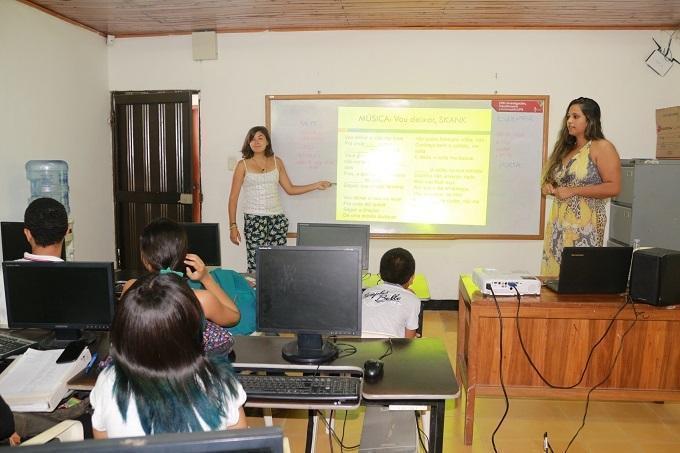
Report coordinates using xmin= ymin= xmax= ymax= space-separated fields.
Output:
xmin=545 ymin=246 xmax=633 ymax=294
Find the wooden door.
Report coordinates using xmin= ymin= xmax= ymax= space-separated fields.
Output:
xmin=111 ymin=91 xmax=200 ymax=270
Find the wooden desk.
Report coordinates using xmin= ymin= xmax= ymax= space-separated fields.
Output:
xmin=457 ymin=275 xmax=680 ymax=445
xmin=232 ymin=336 xmax=458 ymax=453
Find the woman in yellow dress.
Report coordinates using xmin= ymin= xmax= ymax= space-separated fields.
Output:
xmin=541 ymin=97 xmax=621 ymax=276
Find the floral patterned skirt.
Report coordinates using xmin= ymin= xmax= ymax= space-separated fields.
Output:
xmin=243 ymin=213 xmax=289 ymax=272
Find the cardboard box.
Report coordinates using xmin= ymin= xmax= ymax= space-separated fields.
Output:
xmin=656 ymin=106 xmax=680 ymax=158
xmin=657 ymin=106 xmax=680 ymax=130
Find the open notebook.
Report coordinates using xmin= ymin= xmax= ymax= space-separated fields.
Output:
xmin=0 ymin=348 xmax=91 ymax=412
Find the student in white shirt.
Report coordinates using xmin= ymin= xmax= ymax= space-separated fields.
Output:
xmin=91 ymin=272 xmax=247 ymax=438
xmin=362 ymin=248 xmax=420 ymax=338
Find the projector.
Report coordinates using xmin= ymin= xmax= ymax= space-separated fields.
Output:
xmin=472 ymin=268 xmax=541 ymax=296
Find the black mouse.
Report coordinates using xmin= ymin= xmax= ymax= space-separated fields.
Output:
xmin=363 ymin=359 xmax=384 ymax=382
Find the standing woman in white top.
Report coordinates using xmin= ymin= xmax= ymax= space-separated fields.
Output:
xmin=228 ymin=126 xmax=331 ymax=272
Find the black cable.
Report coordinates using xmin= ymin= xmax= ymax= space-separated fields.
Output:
xmin=563 ymin=297 xmax=639 ymax=452
xmin=488 ymin=286 xmax=510 ymax=453
xmin=415 ymin=411 xmax=429 ymax=453
xmin=340 ymin=410 xmax=349 ymax=453
xmin=511 ymin=285 xmax=629 ymax=389
xmin=328 ymin=409 xmax=334 ymax=453
xmin=316 ymin=409 xmax=360 ymax=450
xmin=334 ymin=342 xmax=358 ymax=359
xmin=378 ymin=338 xmax=393 ymax=360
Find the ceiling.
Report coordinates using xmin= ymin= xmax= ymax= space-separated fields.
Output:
xmin=23 ymin=0 xmax=680 ymax=37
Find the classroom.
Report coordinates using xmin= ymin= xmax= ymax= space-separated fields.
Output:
xmin=2 ymin=0 xmax=680 ymax=451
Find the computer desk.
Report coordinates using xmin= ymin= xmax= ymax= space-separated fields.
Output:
xmin=457 ymin=274 xmax=680 ymax=445
xmin=231 ymin=335 xmax=458 ymax=453
xmin=64 ymin=334 xmax=458 ymax=451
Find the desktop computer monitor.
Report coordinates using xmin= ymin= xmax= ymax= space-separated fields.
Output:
xmin=256 ymin=246 xmax=362 ymax=364
xmin=296 ymin=223 xmax=370 ymax=271
xmin=180 ymin=222 xmax=221 ymax=266
xmin=1 ymin=221 xmax=66 ymax=261
xmin=18 ymin=426 xmax=285 ymax=453
xmin=1 ymin=221 xmax=33 ymax=261
xmin=2 ymin=261 xmax=115 ymax=346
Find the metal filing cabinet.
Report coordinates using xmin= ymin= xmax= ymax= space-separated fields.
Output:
xmin=608 ymin=159 xmax=680 ymax=249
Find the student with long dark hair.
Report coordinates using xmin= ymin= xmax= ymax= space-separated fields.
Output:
xmin=228 ymin=126 xmax=331 ymax=272
xmin=540 ymin=97 xmax=621 ymax=275
xmin=91 ymin=273 xmax=247 ymax=437
xmin=122 ymin=217 xmax=240 ymax=327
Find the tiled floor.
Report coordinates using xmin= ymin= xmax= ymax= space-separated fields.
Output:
xmin=246 ymin=310 xmax=680 ymax=452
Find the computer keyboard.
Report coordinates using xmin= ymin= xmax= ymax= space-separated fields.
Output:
xmin=237 ymin=374 xmax=362 ymax=401
xmin=0 ymin=333 xmax=37 ymax=360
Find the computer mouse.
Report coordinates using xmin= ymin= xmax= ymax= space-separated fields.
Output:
xmin=363 ymin=359 xmax=384 ymax=382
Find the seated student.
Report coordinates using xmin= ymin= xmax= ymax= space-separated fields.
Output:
xmin=362 ymin=248 xmax=420 ymax=339
xmin=21 ymin=197 xmax=68 ymax=262
xmin=122 ymin=218 xmax=240 ymax=327
xmin=91 ymin=273 xmax=247 ymax=437
xmin=1 ymin=197 xmax=67 ymax=327
xmin=7 ymin=198 xmax=88 ymax=440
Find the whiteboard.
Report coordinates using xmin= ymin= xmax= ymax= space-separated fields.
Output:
xmin=267 ymin=94 xmax=548 ymax=239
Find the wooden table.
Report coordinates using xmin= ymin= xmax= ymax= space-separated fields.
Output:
xmin=457 ymin=275 xmax=680 ymax=445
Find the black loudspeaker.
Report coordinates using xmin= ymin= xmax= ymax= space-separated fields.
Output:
xmin=630 ymin=248 xmax=680 ymax=306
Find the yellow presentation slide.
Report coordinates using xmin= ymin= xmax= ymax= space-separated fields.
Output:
xmin=336 ymin=107 xmax=492 ymax=225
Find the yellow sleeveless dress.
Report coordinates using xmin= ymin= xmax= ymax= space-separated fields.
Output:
xmin=541 ymin=141 xmax=607 ymax=276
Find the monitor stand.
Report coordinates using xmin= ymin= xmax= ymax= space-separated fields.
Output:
xmin=39 ymin=328 xmax=96 ymax=349
xmin=282 ymin=334 xmax=338 ymax=364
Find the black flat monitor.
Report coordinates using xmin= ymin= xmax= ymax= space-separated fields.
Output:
xmin=296 ymin=223 xmax=370 ymax=270
xmin=2 ymin=261 xmax=115 ymax=347
xmin=17 ymin=427 xmax=284 ymax=452
xmin=1 ymin=221 xmax=66 ymax=261
xmin=180 ymin=222 xmax=221 ymax=266
xmin=1 ymin=221 xmax=32 ymax=261
xmin=256 ymin=246 xmax=362 ymax=364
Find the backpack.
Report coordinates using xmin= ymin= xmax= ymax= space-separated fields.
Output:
xmin=189 ymin=269 xmax=257 ymax=335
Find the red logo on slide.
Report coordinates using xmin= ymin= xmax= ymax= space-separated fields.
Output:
xmin=491 ymin=100 xmax=543 ymax=113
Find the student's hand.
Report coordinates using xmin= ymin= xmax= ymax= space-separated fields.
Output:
xmin=185 ymin=253 xmax=207 ymax=281
xmin=9 ymin=432 xmax=20 ymax=446
xmin=316 ymin=181 xmax=331 ymax=190
xmin=230 ymin=227 xmax=241 ymax=245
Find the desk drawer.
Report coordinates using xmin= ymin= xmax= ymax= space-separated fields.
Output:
xmin=614 ymin=165 xmax=634 ymax=205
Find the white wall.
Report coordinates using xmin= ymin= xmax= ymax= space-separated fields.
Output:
xmin=0 ymin=1 xmax=113 ymax=262
xmin=107 ymin=29 xmax=680 ymax=299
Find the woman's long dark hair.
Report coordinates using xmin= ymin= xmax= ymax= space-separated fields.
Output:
xmin=140 ymin=218 xmax=187 ymax=272
xmin=240 ymin=126 xmax=274 ymax=159
xmin=542 ymin=97 xmax=606 ymax=185
xmin=111 ymin=273 xmax=238 ymax=433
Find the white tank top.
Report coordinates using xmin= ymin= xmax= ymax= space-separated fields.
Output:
xmin=240 ymin=158 xmax=284 ymax=215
